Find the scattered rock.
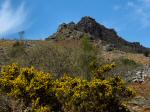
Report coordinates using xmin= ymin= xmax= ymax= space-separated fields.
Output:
xmin=126 ymin=66 xmax=150 ymax=83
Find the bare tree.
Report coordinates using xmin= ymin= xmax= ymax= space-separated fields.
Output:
xmin=18 ymin=31 xmax=25 ymax=41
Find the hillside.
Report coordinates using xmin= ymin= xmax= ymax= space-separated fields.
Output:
xmin=0 ymin=17 xmax=150 ymax=112
xmin=0 ymin=39 xmax=150 ymax=112
xmin=46 ymin=16 xmax=150 ymax=54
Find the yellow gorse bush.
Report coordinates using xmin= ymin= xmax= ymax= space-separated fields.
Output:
xmin=0 ymin=63 xmax=20 ymax=92
xmin=0 ymin=63 xmax=56 ymax=111
xmin=93 ymin=63 xmax=116 ymax=79
xmin=54 ymin=75 xmax=134 ymax=112
xmin=0 ymin=63 xmax=135 ymax=112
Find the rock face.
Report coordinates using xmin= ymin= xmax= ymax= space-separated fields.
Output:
xmin=76 ymin=17 xmax=121 ymax=41
xmin=126 ymin=65 xmax=150 ymax=83
xmin=46 ymin=16 xmax=150 ymax=53
xmin=49 ymin=22 xmax=84 ymax=40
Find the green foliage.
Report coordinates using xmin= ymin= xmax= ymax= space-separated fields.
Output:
xmin=12 ymin=41 xmax=25 ymax=47
xmin=0 ymin=63 xmax=135 ymax=112
xmin=8 ymin=41 xmax=26 ymax=58
xmin=58 ymin=35 xmax=65 ymax=40
xmin=80 ymin=34 xmax=98 ymax=80
xmin=143 ymin=51 xmax=149 ymax=57
xmin=121 ymin=58 xmax=138 ymax=66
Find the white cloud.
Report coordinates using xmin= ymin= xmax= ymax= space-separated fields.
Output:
xmin=114 ymin=0 xmax=150 ymax=29
xmin=126 ymin=0 xmax=150 ymax=28
xmin=0 ymin=0 xmax=28 ymax=36
xmin=113 ymin=5 xmax=121 ymax=11
xmin=127 ymin=1 xmax=136 ymax=8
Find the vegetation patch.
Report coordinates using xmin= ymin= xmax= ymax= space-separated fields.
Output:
xmin=0 ymin=63 xmax=135 ymax=112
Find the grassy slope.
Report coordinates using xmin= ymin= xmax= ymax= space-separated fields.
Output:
xmin=0 ymin=40 xmax=150 ymax=112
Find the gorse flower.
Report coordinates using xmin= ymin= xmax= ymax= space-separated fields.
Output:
xmin=0 ymin=63 xmax=135 ymax=112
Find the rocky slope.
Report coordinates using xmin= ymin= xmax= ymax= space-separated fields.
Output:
xmin=46 ymin=16 xmax=150 ymax=54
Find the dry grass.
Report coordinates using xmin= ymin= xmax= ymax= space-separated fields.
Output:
xmin=130 ymin=79 xmax=150 ymax=98
xmin=127 ymin=53 xmax=150 ymax=65
xmin=0 ymin=40 xmax=15 ymax=47
xmin=102 ymin=50 xmax=150 ymax=65
xmin=128 ymin=79 xmax=150 ymax=112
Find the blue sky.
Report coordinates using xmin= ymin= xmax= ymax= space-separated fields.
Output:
xmin=0 ymin=0 xmax=150 ymax=47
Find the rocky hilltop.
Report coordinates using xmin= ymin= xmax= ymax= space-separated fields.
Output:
xmin=46 ymin=16 xmax=150 ymax=54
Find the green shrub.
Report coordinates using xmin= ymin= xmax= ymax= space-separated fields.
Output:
xmin=121 ymin=58 xmax=138 ymax=66
xmin=80 ymin=34 xmax=98 ymax=80
xmin=12 ymin=41 xmax=25 ymax=47
xmin=144 ymin=51 xmax=149 ymax=57
xmin=8 ymin=41 xmax=26 ymax=58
